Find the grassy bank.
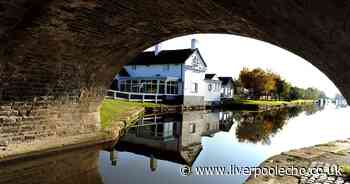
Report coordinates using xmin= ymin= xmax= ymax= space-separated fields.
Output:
xmin=235 ymin=99 xmax=315 ymax=106
xmin=223 ymin=99 xmax=315 ymax=110
xmin=100 ymin=99 xmax=160 ymax=129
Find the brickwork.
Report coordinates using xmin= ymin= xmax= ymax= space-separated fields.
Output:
xmin=0 ymin=98 xmax=101 ymax=147
xmin=1 ymin=0 xmax=350 ymax=150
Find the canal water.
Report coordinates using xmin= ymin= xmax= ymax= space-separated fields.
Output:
xmin=2 ymin=104 xmax=349 ymax=184
xmin=99 ymin=104 xmax=350 ymax=184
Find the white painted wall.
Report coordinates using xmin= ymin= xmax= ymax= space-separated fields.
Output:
xmin=184 ymin=50 xmax=207 ymax=71
xmin=183 ymin=69 xmax=206 ymax=97
xmin=221 ymin=83 xmax=234 ymax=98
xmin=181 ymin=111 xmax=220 ymax=147
xmin=124 ymin=64 xmax=183 ymax=79
xmin=120 ymin=50 xmax=208 ymax=100
xmin=183 ymin=51 xmax=207 ymax=97
xmin=204 ymin=80 xmax=221 ymax=102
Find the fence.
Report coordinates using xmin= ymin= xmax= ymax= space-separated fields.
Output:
xmin=106 ymin=90 xmax=178 ymax=103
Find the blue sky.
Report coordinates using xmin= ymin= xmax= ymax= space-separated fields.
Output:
xmin=146 ymin=34 xmax=340 ymax=97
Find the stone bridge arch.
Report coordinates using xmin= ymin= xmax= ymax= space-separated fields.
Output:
xmin=0 ymin=0 xmax=349 ymax=146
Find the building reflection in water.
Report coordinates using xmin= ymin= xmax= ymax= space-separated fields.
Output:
xmin=114 ymin=111 xmax=235 ymax=171
xmin=113 ymin=104 xmax=322 ymax=170
xmin=0 ymin=104 xmax=327 ymax=184
xmin=109 ymin=150 xmax=118 ymax=166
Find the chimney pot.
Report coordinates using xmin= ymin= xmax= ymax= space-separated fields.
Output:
xmin=191 ymin=39 xmax=198 ymax=50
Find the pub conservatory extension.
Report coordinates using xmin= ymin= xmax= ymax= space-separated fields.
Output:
xmin=110 ymin=39 xmax=234 ymax=106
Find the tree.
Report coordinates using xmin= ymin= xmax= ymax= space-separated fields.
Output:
xmin=239 ymin=68 xmax=278 ymax=99
xmin=288 ymin=87 xmax=306 ymax=100
xmin=303 ymin=87 xmax=326 ymax=100
xmin=239 ymin=68 xmax=254 ymax=90
xmin=238 ymin=67 xmax=325 ymax=101
xmin=263 ymin=71 xmax=279 ymax=100
xmin=276 ymin=79 xmax=291 ymax=100
xmin=239 ymin=67 xmax=256 ymax=98
xmin=288 ymin=87 xmax=299 ymax=100
xmin=251 ymin=68 xmax=267 ymax=98
xmin=232 ymin=79 xmax=244 ymax=98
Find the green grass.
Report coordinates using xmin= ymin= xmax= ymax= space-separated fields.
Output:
xmin=100 ymin=100 xmax=141 ymax=129
xmin=100 ymin=99 xmax=162 ymax=129
xmin=229 ymin=99 xmax=315 ymax=106
xmin=290 ymin=99 xmax=315 ymax=104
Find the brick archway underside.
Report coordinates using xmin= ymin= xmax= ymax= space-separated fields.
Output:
xmin=0 ymin=0 xmax=349 ymax=145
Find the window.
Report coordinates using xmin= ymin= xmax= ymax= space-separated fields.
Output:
xmin=206 ymin=123 xmax=210 ymax=131
xmin=140 ymin=80 xmax=146 ymax=93
xmin=192 ymin=83 xmax=198 ymax=93
xmin=159 ymin=80 xmax=165 ymax=94
xmin=120 ymin=80 xmax=126 ymax=91
xmin=189 ymin=123 xmax=196 ymax=134
xmin=125 ymin=80 xmax=131 ymax=92
xmin=131 ymin=80 xmax=139 ymax=92
xmin=166 ymin=81 xmax=178 ymax=94
xmin=208 ymin=84 xmax=212 ymax=92
xmin=118 ymin=80 xmax=128 ymax=92
xmin=148 ymin=80 xmax=158 ymax=93
xmin=140 ymin=80 xmax=157 ymax=94
xmin=132 ymin=65 xmax=137 ymax=70
xmin=214 ymin=83 xmax=221 ymax=92
xmin=163 ymin=64 xmax=170 ymax=71
xmin=163 ymin=122 xmax=174 ymax=139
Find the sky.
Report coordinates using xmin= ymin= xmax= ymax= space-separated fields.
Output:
xmin=146 ymin=34 xmax=340 ymax=97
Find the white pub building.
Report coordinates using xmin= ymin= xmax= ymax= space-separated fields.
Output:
xmin=111 ymin=39 xmax=234 ymax=106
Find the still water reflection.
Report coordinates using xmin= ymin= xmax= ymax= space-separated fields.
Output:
xmin=99 ymin=104 xmax=350 ymax=184
xmin=1 ymin=104 xmax=349 ymax=184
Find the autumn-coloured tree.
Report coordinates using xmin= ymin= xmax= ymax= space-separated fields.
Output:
xmin=263 ymin=71 xmax=279 ymax=99
xmin=239 ymin=67 xmax=254 ymax=91
xmin=239 ymin=68 xmax=266 ymax=99
xmin=239 ymin=67 xmax=325 ymax=100
xmin=239 ymin=68 xmax=279 ymax=99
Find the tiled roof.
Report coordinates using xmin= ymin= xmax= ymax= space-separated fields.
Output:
xmin=118 ymin=68 xmax=130 ymax=77
xmin=126 ymin=49 xmax=207 ymax=66
xmin=205 ymin=73 xmax=217 ymax=80
xmin=218 ymin=77 xmax=234 ymax=85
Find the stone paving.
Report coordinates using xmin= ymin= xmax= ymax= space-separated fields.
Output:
xmin=300 ymin=161 xmax=349 ymax=184
xmin=245 ymin=139 xmax=350 ymax=184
